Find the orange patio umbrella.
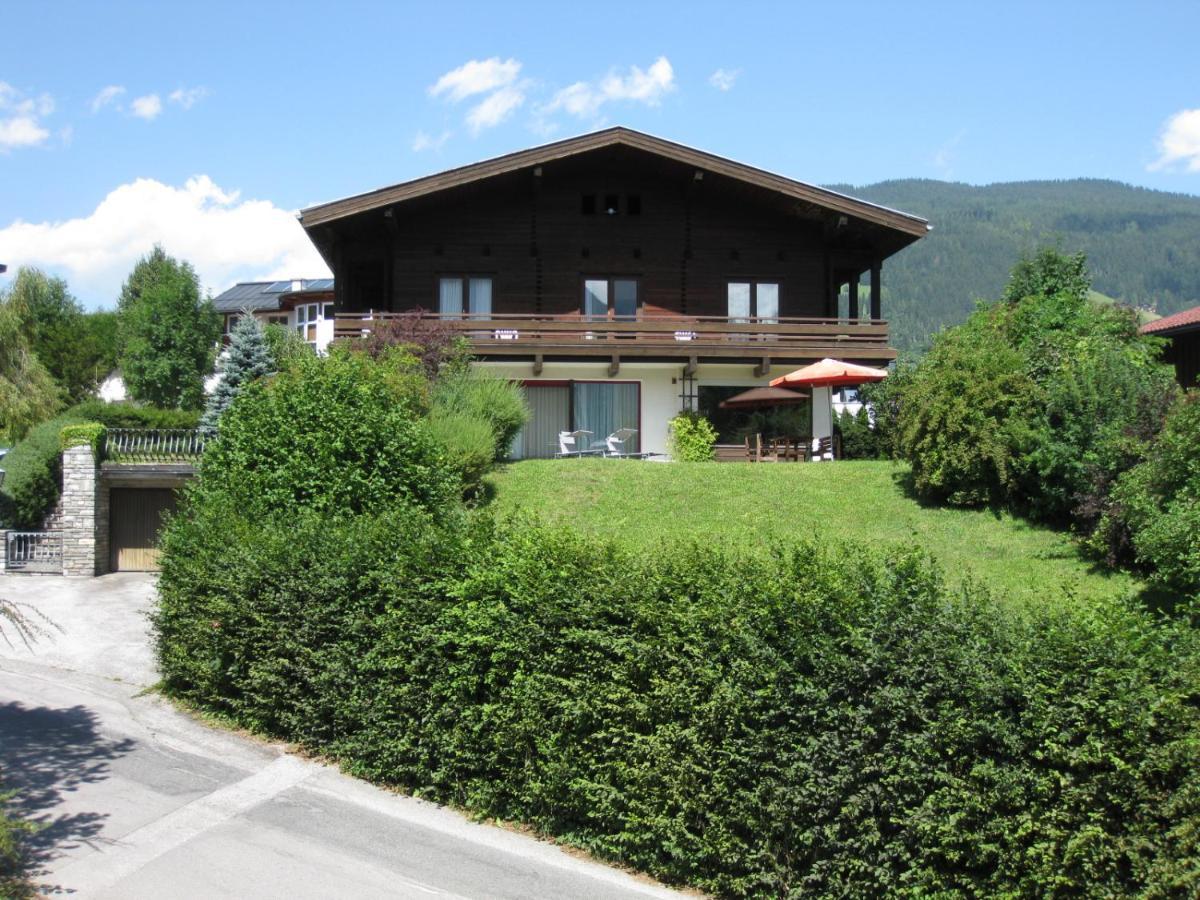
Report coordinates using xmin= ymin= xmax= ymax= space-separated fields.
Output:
xmin=770 ymin=357 xmax=889 ymax=389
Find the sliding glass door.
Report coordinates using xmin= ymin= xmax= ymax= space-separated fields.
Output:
xmin=510 ymin=381 xmax=640 ymax=458
xmin=583 ymin=278 xmax=638 ymax=321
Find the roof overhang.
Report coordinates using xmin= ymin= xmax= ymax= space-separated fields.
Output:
xmin=299 ymin=127 xmax=930 ymax=242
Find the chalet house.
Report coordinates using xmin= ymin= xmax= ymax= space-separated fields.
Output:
xmin=1141 ymin=305 xmax=1200 ymax=388
xmin=298 ymin=128 xmax=929 ymax=457
xmin=212 ymin=278 xmax=336 ymax=352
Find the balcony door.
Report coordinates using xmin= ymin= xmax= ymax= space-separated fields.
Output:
xmin=439 ymin=277 xmax=492 ymax=319
xmin=583 ymin=278 xmax=638 ymax=321
xmin=727 ymin=281 xmax=779 ymax=323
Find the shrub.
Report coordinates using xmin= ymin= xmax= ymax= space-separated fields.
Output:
xmin=155 ymin=516 xmax=1200 ymax=898
xmin=894 ymin=249 xmax=1174 ymax=518
xmin=59 ymin=423 xmax=106 ymax=456
xmin=898 ymin=315 xmax=1040 ymax=505
xmin=425 ymin=410 xmax=497 ymax=489
xmin=262 ymin=322 xmax=311 ymax=371
xmin=668 ymin=411 xmax=718 ymax=461
xmin=353 ymin=308 xmax=472 ymax=377
xmin=0 ymin=409 xmax=87 ymax=529
xmin=188 ymin=346 xmax=457 ymax=519
xmin=834 ymin=407 xmax=880 ymax=459
xmin=1094 ymin=392 xmax=1200 ymax=594
xmin=430 ymin=370 xmax=528 ymax=462
xmin=71 ymin=399 xmax=201 ymax=430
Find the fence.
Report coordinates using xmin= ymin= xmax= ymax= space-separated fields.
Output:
xmin=6 ymin=531 xmax=62 ymax=574
xmin=104 ymin=429 xmax=206 ymax=463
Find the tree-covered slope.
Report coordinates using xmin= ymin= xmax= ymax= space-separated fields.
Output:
xmin=826 ymin=179 xmax=1200 ymax=350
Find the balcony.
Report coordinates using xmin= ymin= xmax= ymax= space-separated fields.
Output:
xmin=333 ymin=312 xmax=894 ymax=374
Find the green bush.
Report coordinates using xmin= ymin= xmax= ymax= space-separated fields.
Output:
xmin=430 ymin=370 xmax=528 ymax=461
xmin=59 ymin=422 xmax=106 ymax=456
xmin=1094 ymin=392 xmax=1200 ymax=594
xmin=71 ymin=399 xmax=201 ymax=430
xmin=834 ymin=407 xmax=880 ymax=459
xmin=156 ymin=515 xmax=1200 ymax=898
xmin=0 ymin=787 xmax=34 ymax=898
xmin=895 ymin=249 xmax=1175 ymax=518
xmin=668 ymin=411 xmax=718 ymax=461
xmin=0 ymin=401 xmax=200 ymax=529
xmin=898 ymin=316 xmax=1039 ymax=505
xmin=189 ymin=346 xmax=457 ymax=519
xmin=0 ymin=409 xmax=88 ymax=528
xmin=425 ymin=410 xmax=497 ymax=489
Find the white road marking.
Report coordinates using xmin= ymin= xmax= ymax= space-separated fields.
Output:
xmin=54 ymin=755 xmax=314 ymax=892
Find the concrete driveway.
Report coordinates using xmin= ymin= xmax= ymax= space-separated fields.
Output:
xmin=0 ymin=574 xmax=689 ymax=899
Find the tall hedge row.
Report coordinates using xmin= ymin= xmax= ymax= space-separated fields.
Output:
xmin=156 ymin=514 xmax=1200 ymax=897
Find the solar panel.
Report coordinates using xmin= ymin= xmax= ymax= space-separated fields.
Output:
xmin=265 ymin=280 xmax=293 ymax=293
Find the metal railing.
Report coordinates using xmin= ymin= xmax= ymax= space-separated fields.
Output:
xmin=104 ymin=429 xmax=206 ymax=462
xmin=6 ymin=531 xmax=62 ymax=574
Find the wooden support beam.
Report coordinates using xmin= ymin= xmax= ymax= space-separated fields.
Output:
xmin=608 ymin=354 xmax=620 ymax=377
xmin=684 ymin=355 xmax=698 ymax=376
xmin=848 ymin=276 xmax=859 ymax=322
xmin=754 ymin=356 xmax=771 ymax=378
xmin=870 ymin=262 xmax=882 ymax=321
xmin=533 ymin=353 xmax=543 ymax=376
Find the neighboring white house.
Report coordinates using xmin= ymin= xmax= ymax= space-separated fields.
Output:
xmin=212 ymin=279 xmax=336 ymax=354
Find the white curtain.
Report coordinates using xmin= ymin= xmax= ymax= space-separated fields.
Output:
xmin=573 ymin=383 xmax=639 ymax=452
xmin=727 ymin=282 xmax=751 ymax=322
xmin=757 ymin=283 xmax=779 ymax=323
xmin=513 ymin=385 xmax=569 ymax=459
xmin=468 ymin=278 xmax=492 ymax=319
xmin=438 ymin=278 xmax=463 ymax=316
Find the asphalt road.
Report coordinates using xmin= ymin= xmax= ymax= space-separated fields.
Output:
xmin=0 ymin=574 xmax=689 ymax=899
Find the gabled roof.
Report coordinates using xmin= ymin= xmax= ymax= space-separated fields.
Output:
xmin=299 ymin=126 xmax=931 ymax=237
xmin=212 ymin=279 xmax=335 ymax=313
xmin=1140 ymin=304 xmax=1200 ymax=336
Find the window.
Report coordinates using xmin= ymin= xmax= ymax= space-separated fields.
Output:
xmin=604 ymin=193 xmax=619 ymax=215
xmin=583 ymin=278 xmax=638 ymax=321
xmin=727 ymin=281 xmax=780 ymax=323
xmin=626 ymin=194 xmax=641 ymax=216
xmin=295 ymin=302 xmax=324 ymax=344
xmin=438 ymin=277 xmax=493 ymax=319
xmin=223 ymin=314 xmax=239 ymax=335
xmin=581 ymin=194 xmax=596 ymax=215
xmin=268 ymin=315 xmax=288 ymax=325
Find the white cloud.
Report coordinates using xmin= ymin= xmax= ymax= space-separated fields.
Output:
xmin=412 ymin=129 xmax=452 ymax=152
xmin=709 ymin=68 xmax=740 ymax=91
xmin=933 ymin=130 xmax=966 ymax=178
xmin=0 ymin=175 xmax=331 ymax=308
xmin=168 ymin=86 xmax=208 ymax=109
xmin=429 ymin=57 xmax=521 ymax=102
xmin=91 ymin=84 xmax=125 ymax=113
xmin=1149 ymin=108 xmax=1200 ymax=172
xmin=466 ymin=86 xmax=525 ymax=135
xmin=539 ymin=56 xmax=675 ymax=123
xmin=0 ymin=82 xmax=54 ymax=150
xmin=130 ymin=93 xmax=163 ymax=121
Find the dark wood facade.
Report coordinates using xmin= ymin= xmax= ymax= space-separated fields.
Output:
xmin=302 ymin=129 xmax=928 ymax=366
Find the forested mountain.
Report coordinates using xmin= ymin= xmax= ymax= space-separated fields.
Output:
xmin=826 ymin=179 xmax=1200 ymax=350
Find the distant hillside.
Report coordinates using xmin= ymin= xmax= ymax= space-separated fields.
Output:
xmin=825 ymin=179 xmax=1200 ymax=350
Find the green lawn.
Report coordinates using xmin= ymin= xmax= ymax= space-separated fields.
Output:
xmin=485 ymin=459 xmax=1144 ymax=605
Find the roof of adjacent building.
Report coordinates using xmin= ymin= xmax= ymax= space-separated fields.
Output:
xmin=212 ymin=278 xmax=335 ymax=313
xmin=1140 ymin=305 xmax=1200 ymax=336
xmin=299 ymin=126 xmax=932 ymax=237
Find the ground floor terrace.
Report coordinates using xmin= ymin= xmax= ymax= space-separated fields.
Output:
xmin=479 ymin=360 xmax=829 ymax=459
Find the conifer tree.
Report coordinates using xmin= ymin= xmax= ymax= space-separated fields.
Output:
xmin=200 ymin=310 xmax=272 ymax=433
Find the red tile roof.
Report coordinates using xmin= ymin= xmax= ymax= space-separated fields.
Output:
xmin=1141 ymin=305 xmax=1200 ymax=335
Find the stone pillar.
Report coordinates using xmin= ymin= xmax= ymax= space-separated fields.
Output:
xmin=61 ymin=444 xmax=101 ymax=576
xmin=0 ymin=529 xmax=7 ymax=573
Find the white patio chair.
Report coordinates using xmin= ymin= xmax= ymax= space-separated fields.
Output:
xmin=556 ymin=430 xmax=597 ymax=457
xmin=605 ymin=428 xmax=639 ymax=457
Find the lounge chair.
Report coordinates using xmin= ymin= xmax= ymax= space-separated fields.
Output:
xmin=604 ymin=428 xmax=639 ymax=457
xmin=556 ymin=430 xmax=598 ymax=457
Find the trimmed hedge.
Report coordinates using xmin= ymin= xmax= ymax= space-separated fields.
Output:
xmin=156 ymin=512 xmax=1200 ymax=897
xmin=59 ymin=422 xmax=106 ymax=455
xmin=0 ymin=401 xmax=201 ymax=529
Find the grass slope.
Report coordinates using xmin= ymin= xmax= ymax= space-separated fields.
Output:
xmin=486 ymin=459 xmax=1142 ymax=605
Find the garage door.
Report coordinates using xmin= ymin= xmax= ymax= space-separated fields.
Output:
xmin=109 ymin=488 xmax=178 ymax=572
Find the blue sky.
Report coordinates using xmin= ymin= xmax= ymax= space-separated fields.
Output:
xmin=2 ymin=0 xmax=1199 ymax=308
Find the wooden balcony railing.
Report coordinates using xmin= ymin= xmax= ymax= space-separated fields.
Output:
xmin=333 ymin=312 xmax=894 ymax=362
